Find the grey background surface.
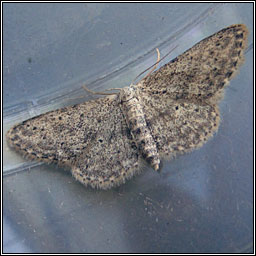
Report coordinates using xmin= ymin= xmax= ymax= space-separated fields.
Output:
xmin=3 ymin=3 xmax=253 ymax=253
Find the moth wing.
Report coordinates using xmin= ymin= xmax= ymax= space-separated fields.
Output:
xmin=137 ymin=24 xmax=248 ymax=108
xmin=144 ymin=101 xmax=220 ymax=159
xmin=6 ymin=96 xmax=140 ymax=189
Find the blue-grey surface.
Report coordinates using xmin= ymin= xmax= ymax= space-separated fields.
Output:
xmin=3 ymin=3 xmax=253 ymax=253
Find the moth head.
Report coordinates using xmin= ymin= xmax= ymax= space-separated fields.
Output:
xmin=119 ymin=86 xmax=135 ymax=102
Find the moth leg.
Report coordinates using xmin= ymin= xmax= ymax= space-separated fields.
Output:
xmin=132 ymin=48 xmax=161 ymax=85
xmin=144 ymin=48 xmax=161 ymax=78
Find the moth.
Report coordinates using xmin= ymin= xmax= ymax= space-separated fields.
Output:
xmin=6 ymin=24 xmax=248 ymax=189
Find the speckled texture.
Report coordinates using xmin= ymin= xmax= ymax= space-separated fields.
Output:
xmin=6 ymin=24 xmax=248 ymax=189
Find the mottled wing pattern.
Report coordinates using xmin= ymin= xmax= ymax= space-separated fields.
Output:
xmin=6 ymin=96 xmax=140 ymax=189
xmin=137 ymin=24 xmax=248 ymax=109
xmin=143 ymin=101 xmax=220 ymax=158
xmin=137 ymin=24 xmax=248 ymax=159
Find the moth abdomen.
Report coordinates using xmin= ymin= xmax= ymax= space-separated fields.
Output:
xmin=120 ymin=87 xmax=160 ymax=170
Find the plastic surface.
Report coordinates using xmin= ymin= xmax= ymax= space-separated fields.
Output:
xmin=3 ymin=3 xmax=253 ymax=253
